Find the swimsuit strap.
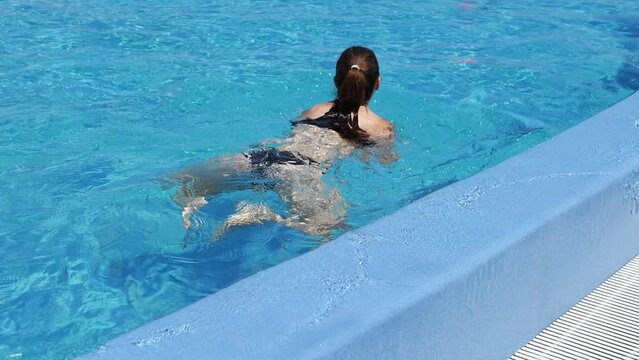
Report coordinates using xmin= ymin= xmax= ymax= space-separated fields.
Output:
xmin=292 ymin=100 xmax=374 ymax=146
xmin=291 ymin=100 xmax=356 ymax=128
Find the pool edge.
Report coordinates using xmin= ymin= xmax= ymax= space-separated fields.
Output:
xmin=79 ymin=90 xmax=639 ymax=360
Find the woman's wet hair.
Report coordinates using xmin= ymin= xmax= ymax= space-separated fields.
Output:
xmin=333 ymin=46 xmax=380 ymax=142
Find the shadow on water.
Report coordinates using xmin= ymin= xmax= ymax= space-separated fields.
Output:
xmin=603 ymin=15 xmax=639 ymax=91
xmin=616 ymin=57 xmax=639 ymax=91
xmin=408 ymin=177 xmax=459 ymax=203
xmin=613 ymin=15 xmax=639 ymax=41
xmin=99 ymin=222 xmax=319 ymax=318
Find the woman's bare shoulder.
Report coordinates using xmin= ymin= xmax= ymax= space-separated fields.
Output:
xmin=362 ymin=110 xmax=395 ymax=141
xmin=297 ymin=101 xmax=334 ymax=120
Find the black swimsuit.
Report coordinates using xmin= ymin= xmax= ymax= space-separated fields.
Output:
xmin=291 ymin=106 xmax=345 ymax=132
xmin=245 ymin=148 xmax=316 ymax=168
xmin=247 ymin=103 xmax=369 ymax=167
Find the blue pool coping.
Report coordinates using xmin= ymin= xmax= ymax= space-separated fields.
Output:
xmin=80 ymin=90 xmax=639 ymax=360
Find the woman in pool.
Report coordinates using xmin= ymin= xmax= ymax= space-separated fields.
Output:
xmin=172 ymin=46 xmax=395 ymax=239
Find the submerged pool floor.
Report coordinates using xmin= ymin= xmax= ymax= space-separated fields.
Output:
xmin=1 ymin=1 xmax=638 ymax=358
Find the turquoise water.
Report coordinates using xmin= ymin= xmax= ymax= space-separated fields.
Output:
xmin=1 ymin=0 xmax=638 ymax=358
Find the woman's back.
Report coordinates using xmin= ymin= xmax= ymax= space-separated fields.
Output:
xmin=281 ymin=101 xmax=394 ymax=165
xmin=279 ymin=123 xmax=354 ymax=166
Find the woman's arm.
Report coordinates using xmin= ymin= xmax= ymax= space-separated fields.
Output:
xmin=378 ymin=122 xmax=400 ymax=164
xmin=294 ymin=101 xmax=334 ymax=121
xmin=372 ymin=120 xmax=400 ymax=164
xmin=358 ymin=121 xmax=400 ymax=165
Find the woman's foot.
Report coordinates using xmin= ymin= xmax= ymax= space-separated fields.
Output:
xmin=181 ymin=196 xmax=208 ymax=228
xmin=213 ymin=201 xmax=283 ymax=240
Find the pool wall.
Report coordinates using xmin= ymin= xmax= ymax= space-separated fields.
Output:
xmin=81 ymin=90 xmax=639 ymax=360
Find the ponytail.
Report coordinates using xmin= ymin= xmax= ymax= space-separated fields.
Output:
xmin=332 ymin=46 xmax=380 ymax=143
xmin=337 ymin=66 xmax=367 ymax=116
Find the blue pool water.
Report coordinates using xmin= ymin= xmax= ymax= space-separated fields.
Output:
xmin=1 ymin=1 xmax=638 ymax=358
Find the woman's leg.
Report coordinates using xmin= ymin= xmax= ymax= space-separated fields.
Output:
xmin=214 ymin=165 xmax=347 ymax=239
xmin=169 ymin=154 xmax=259 ymax=227
xmin=274 ymin=165 xmax=348 ymax=237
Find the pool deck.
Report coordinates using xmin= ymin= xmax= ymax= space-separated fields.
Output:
xmin=80 ymin=90 xmax=639 ymax=360
xmin=510 ymin=254 xmax=639 ymax=359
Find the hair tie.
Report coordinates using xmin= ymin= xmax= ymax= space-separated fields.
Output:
xmin=350 ymin=64 xmax=360 ymax=71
